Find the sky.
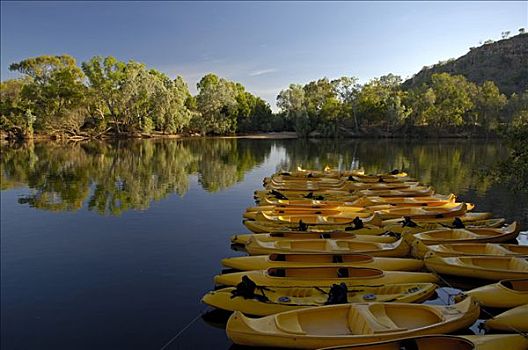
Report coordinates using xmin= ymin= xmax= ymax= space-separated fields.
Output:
xmin=1 ymin=1 xmax=527 ymax=109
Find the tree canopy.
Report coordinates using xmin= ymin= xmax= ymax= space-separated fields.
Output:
xmin=1 ymin=54 xmax=526 ymax=140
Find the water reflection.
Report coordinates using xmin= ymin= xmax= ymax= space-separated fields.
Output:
xmin=276 ymin=139 xmax=506 ymax=195
xmin=1 ymin=139 xmax=274 ymax=215
xmin=1 ymin=138 xmax=524 ymax=221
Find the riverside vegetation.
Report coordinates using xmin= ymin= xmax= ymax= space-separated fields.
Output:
xmin=1 ymin=32 xmax=527 ymax=140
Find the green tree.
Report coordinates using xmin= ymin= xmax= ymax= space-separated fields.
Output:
xmin=277 ymin=84 xmax=310 ymax=136
xmin=82 ymin=56 xmax=127 ymax=132
xmin=471 ymin=81 xmax=507 ymax=130
xmin=83 ymin=56 xmax=193 ymax=134
xmin=355 ymin=74 xmax=407 ymax=129
xmin=0 ymin=79 xmax=35 ymax=139
xmin=195 ymin=74 xmax=238 ymax=135
xmin=9 ymin=55 xmax=87 ymax=136
xmin=331 ymin=76 xmax=360 ymax=131
xmin=303 ymin=78 xmax=341 ymax=136
xmin=421 ymin=73 xmax=475 ymax=128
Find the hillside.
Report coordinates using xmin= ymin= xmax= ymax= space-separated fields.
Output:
xmin=403 ymin=33 xmax=528 ymax=95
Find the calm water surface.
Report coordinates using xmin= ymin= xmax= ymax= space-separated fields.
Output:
xmin=1 ymin=138 xmax=527 ymax=350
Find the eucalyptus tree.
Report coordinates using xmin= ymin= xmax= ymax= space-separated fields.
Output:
xmin=355 ymin=74 xmax=408 ymax=130
xmin=471 ymin=81 xmax=507 ymax=130
xmin=277 ymin=84 xmax=309 ymax=136
xmin=0 ymin=78 xmax=34 ymax=139
xmin=331 ymin=76 xmax=360 ymax=131
xmin=424 ymin=73 xmax=476 ymax=128
xmin=195 ymin=74 xmax=238 ymax=135
xmin=82 ymin=56 xmax=193 ymax=134
xmin=81 ymin=56 xmax=127 ymax=132
xmin=8 ymin=55 xmax=87 ymax=136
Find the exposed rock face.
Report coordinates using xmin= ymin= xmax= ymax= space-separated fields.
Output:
xmin=403 ymin=34 xmax=528 ymax=95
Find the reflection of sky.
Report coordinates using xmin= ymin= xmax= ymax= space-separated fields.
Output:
xmin=1 ymin=1 xmax=526 ymax=110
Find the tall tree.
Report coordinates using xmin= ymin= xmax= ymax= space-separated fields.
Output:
xmin=277 ymin=84 xmax=310 ymax=136
xmin=9 ymin=55 xmax=87 ymax=135
xmin=471 ymin=81 xmax=507 ymax=130
xmin=0 ymin=79 xmax=35 ymax=139
xmin=195 ymin=74 xmax=239 ymax=135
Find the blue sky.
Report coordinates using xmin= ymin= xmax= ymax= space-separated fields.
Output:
xmin=1 ymin=1 xmax=526 ymax=109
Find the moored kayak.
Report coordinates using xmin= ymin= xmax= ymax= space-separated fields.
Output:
xmin=253 ymin=211 xmax=381 ymax=225
xmin=412 ymin=241 xmax=528 ymax=258
xmin=244 ymin=237 xmax=410 ymax=257
xmin=226 ymin=297 xmax=479 ymax=348
xmin=408 ymin=222 xmax=519 ymax=245
xmin=214 ymin=267 xmax=438 ymax=287
xmin=221 ymin=253 xmax=424 ymax=271
xmin=318 ymin=334 xmax=528 ymax=350
xmin=462 ymin=278 xmax=528 ymax=308
xmin=374 ymin=203 xmax=470 ymax=220
xmin=243 ymin=217 xmax=506 ymax=234
xmin=260 ymin=193 xmax=455 ymax=208
xmin=485 ymin=304 xmax=528 ymax=332
xmin=243 ymin=219 xmax=385 ymax=233
xmin=424 ymin=256 xmax=528 ymax=280
xmin=231 ymin=231 xmax=398 ymax=245
xmin=202 ymin=283 xmax=437 ymax=316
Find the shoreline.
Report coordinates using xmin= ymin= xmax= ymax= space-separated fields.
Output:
xmin=1 ymin=130 xmax=504 ymax=142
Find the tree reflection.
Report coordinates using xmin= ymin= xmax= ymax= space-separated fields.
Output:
xmin=0 ymin=138 xmax=512 ymax=216
xmin=1 ymin=139 xmax=273 ymax=215
xmin=277 ymin=139 xmax=507 ymax=196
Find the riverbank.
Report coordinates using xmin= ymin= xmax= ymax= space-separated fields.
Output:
xmin=1 ymin=128 xmax=504 ymax=142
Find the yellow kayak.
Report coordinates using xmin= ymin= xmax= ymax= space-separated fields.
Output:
xmin=243 ymin=217 xmax=505 ymax=234
xmin=318 ymin=334 xmax=528 ymax=350
xmin=244 ymin=208 xmax=375 ymax=221
xmin=215 ymin=267 xmax=438 ymax=287
xmin=221 ymin=253 xmax=424 ymax=271
xmin=424 ymin=256 xmax=528 ymax=280
xmin=412 ymin=241 xmax=528 ymax=258
xmin=244 ymin=238 xmax=410 ymax=257
xmin=254 ymin=189 xmax=356 ymax=201
xmin=252 ymin=211 xmax=380 ymax=225
xmin=260 ymin=193 xmax=455 ymax=208
xmin=485 ymin=304 xmax=528 ymax=332
xmin=231 ymin=231 xmax=398 ymax=245
xmin=226 ymin=297 xmax=479 ymax=348
xmin=265 ymin=181 xmax=421 ymax=192
xmin=350 ymin=193 xmax=456 ymax=207
xmin=347 ymin=182 xmax=421 ymax=191
xmin=272 ymin=168 xmax=364 ymax=179
xmin=374 ymin=203 xmax=470 ymax=220
xmin=357 ymin=187 xmax=434 ymax=197
xmin=463 ymin=279 xmax=528 ymax=308
xmin=243 ymin=219 xmax=386 ymax=233
xmin=202 ymin=283 xmax=437 ymax=316
xmin=254 ymin=186 xmax=432 ymax=201
xmin=244 ymin=204 xmax=389 ymax=215
xmin=245 ymin=202 xmax=469 ymax=220
xmin=409 ymin=222 xmax=519 ymax=245
xmin=346 ymin=173 xmax=413 ymax=183
xmin=381 ymin=212 xmax=493 ymax=226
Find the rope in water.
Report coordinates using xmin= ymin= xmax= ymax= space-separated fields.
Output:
xmin=426 ymin=263 xmax=528 ymax=337
xmin=159 ymin=307 xmax=209 ymax=350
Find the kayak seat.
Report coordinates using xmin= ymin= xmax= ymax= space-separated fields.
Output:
xmin=275 ymin=313 xmax=306 ymax=335
xmin=348 ymin=306 xmax=372 ymax=335
xmin=366 ymin=304 xmax=407 ymax=333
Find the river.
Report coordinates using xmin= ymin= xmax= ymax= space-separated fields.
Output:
xmin=1 ymin=138 xmax=527 ymax=349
